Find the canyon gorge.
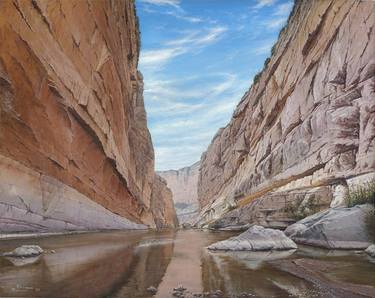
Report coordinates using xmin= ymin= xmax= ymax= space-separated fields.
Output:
xmin=0 ymin=0 xmax=177 ymax=232
xmin=0 ymin=0 xmax=374 ymax=297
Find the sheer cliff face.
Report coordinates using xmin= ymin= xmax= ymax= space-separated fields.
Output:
xmin=158 ymin=162 xmax=200 ymax=205
xmin=158 ymin=162 xmax=200 ymax=224
xmin=0 ymin=0 xmax=176 ymax=232
xmin=151 ymin=175 xmax=179 ymax=229
xmin=197 ymin=0 xmax=375 ymax=226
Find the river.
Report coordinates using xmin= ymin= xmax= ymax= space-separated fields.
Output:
xmin=0 ymin=229 xmax=374 ymax=297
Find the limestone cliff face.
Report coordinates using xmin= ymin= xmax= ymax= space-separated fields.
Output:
xmin=0 ymin=0 xmax=176 ymax=232
xmin=158 ymin=162 xmax=200 ymax=224
xmin=197 ymin=0 xmax=375 ymax=227
xmin=158 ymin=162 xmax=200 ymax=205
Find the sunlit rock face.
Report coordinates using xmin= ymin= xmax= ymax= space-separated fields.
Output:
xmin=158 ymin=162 xmax=200 ymax=224
xmin=151 ymin=175 xmax=179 ymax=229
xmin=197 ymin=0 xmax=375 ymax=227
xmin=158 ymin=162 xmax=200 ymax=205
xmin=0 ymin=0 xmax=176 ymax=231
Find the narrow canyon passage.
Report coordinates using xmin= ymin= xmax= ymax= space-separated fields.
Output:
xmin=0 ymin=0 xmax=374 ymax=297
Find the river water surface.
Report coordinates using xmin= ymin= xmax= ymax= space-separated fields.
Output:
xmin=0 ymin=230 xmax=374 ymax=297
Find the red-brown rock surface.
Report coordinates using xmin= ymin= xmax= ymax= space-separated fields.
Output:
xmin=197 ymin=0 xmax=375 ymax=227
xmin=0 ymin=0 xmax=176 ymax=232
xmin=151 ymin=174 xmax=178 ymax=229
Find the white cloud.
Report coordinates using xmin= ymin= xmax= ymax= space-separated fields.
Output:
xmin=165 ymin=27 xmax=227 ymax=47
xmin=140 ymin=47 xmax=185 ymax=67
xmin=140 ymin=1 xmax=204 ymax=24
xmin=144 ymin=73 xmax=249 ymax=168
xmin=165 ymin=11 xmax=203 ymax=23
xmin=155 ymin=144 xmax=204 ymax=170
xmin=253 ymin=43 xmax=272 ymax=55
xmin=194 ymin=27 xmax=227 ymax=46
xmin=140 ymin=27 xmax=227 ymax=68
xmin=252 ymin=0 xmax=277 ymax=9
xmin=265 ymin=17 xmax=287 ymax=28
xmin=274 ymin=1 xmax=293 ymax=16
xmin=139 ymin=0 xmax=180 ymax=8
xmin=149 ymin=89 xmax=248 ymax=170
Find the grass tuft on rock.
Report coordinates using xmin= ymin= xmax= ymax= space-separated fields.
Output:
xmin=345 ymin=180 xmax=375 ymax=208
xmin=345 ymin=179 xmax=375 ymax=242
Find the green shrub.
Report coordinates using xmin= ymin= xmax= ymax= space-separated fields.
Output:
xmin=345 ymin=180 xmax=375 ymax=208
xmin=253 ymin=72 xmax=262 ymax=84
xmin=285 ymin=195 xmax=321 ymax=221
xmin=264 ymin=57 xmax=271 ymax=68
xmin=366 ymin=207 xmax=375 ymax=242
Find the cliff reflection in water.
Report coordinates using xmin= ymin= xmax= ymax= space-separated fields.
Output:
xmin=0 ymin=230 xmax=374 ymax=298
xmin=0 ymin=230 xmax=176 ymax=298
xmin=202 ymin=250 xmax=315 ymax=297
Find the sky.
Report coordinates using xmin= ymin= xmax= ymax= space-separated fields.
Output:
xmin=136 ymin=0 xmax=294 ymax=171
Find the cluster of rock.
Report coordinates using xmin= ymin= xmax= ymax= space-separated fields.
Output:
xmin=169 ymin=285 xmax=225 ymax=298
xmin=207 ymin=205 xmax=375 ymax=260
xmin=0 ymin=0 xmax=177 ymax=232
xmin=196 ymin=0 xmax=375 ymax=229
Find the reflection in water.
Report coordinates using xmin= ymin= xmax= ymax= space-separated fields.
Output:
xmin=202 ymin=250 xmax=316 ymax=297
xmin=0 ymin=230 xmax=176 ymax=298
xmin=0 ymin=230 xmax=374 ymax=298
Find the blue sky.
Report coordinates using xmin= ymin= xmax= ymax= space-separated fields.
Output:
xmin=136 ymin=0 xmax=293 ymax=171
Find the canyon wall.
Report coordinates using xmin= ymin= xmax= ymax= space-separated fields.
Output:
xmin=151 ymin=174 xmax=178 ymax=229
xmin=158 ymin=162 xmax=200 ymax=224
xmin=0 ymin=0 xmax=176 ymax=232
xmin=197 ymin=0 xmax=375 ymax=228
xmin=158 ymin=161 xmax=199 ymax=205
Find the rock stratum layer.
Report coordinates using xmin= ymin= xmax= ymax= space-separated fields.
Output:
xmin=197 ymin=0 xmax=375 ymax=227
xmin=0 ymin=0 xmax=176 ymax=232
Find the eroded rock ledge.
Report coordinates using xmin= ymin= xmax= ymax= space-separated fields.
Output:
xmin=0 ymin=0 xmax=176 ymax=232
xmin=197 ymin=0 xmax=375 ymax=227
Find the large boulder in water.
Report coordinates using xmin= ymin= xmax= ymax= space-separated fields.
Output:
xmin=207 ymin=225 xmax=297 ymax=251
xmin=285 ymin=205 xmax=373 ymax=249
xmin=2 ymin=245 xmax=43 ymax=257
xmin=365 ymin=245 xmax=375 ymax=258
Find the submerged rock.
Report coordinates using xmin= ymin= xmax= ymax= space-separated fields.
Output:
xmin=271 ymin=258 xmax=375 ymax=297
xmin=146 ymin=286 xmax=157 ymax=294
xmin=207 ymin=225 xmax=297 ymax=251
xmin=3 ymin=245 xmax=43 ymax=257
xmin=365 ymin=245 xmax=375 ymax=258
xmin=285 ymin=205 xmax=373 ymax=249
xmin=4 ymin=256 xmax=41 ymax=267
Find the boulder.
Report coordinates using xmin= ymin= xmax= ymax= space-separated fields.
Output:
xmin=365 ymin=245 xmax=375 ymax=258
xmin=3 ymin=245 xmax=43 ymax=257
xmin=285 ymin=205 xmax=373 ymax=249
xmin=4 ymin=256 xmax=41 ymax=267
xmin=146 ymin=286 xmax=157 ymax=294
xmin=207 ymin=225 xmax=297 ymax=251
xmin=181 ymin=223 xmax=192 ymax=229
